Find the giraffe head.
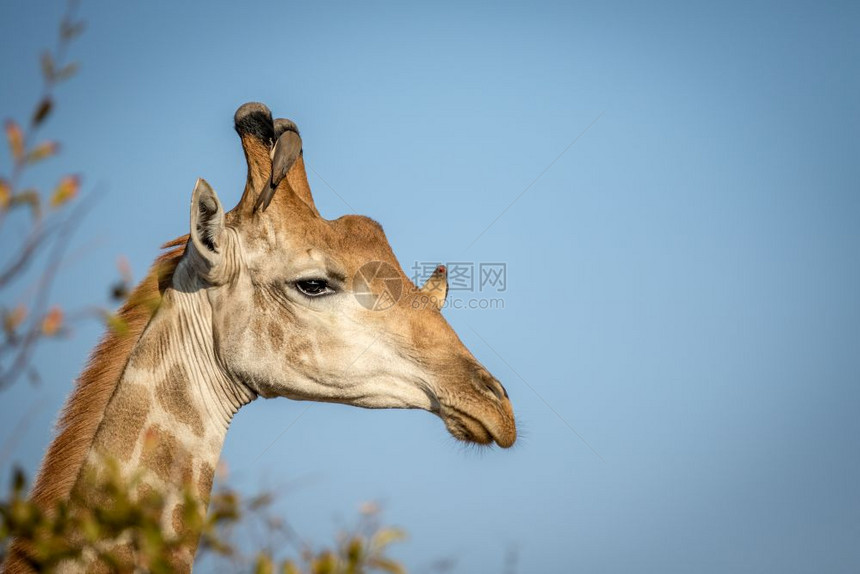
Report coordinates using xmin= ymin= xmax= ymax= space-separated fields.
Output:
xmin=182 ymin=103 xmax=516 ymax=447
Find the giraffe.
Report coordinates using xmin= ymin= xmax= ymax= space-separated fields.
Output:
xmin=3 ymin=103 xmax=516 ymax=572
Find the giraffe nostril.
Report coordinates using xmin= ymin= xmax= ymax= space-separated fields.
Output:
xmin=496 ymin=380 xmax=509 ymax=400
xmin=482 ymin=376 xmax=508 ymax=401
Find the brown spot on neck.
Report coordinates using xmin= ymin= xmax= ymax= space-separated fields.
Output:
xmin=156 ymin=365 xmax=205 ymax=437
xmin=140 ymin=424 xmax=193 ymax=484
xmin=197 ymin=462 xmax=215 ymax=503
xmin=93 ymin=383 xmax=150 ymax=462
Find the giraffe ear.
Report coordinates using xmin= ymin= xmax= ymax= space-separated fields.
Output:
xmin=189 ymin=178 xmax=226 ymax=278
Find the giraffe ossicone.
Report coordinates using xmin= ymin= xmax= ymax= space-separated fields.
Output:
xmin=5 ymin=102 xmax=516 ymax=572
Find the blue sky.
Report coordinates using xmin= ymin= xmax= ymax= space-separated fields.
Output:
xmin=2 ymin=0 xmax=859 ymax=572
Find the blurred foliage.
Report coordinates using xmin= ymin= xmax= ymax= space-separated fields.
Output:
xmin=0 ymin=0 xmax=86 ymax=390
xmin=0 ymin=465 xmax=407 ymax=573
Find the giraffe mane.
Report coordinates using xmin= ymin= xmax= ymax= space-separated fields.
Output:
xmin=28 ymin=236 xmax=188 ymax=510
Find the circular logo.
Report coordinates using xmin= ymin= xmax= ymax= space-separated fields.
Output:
xmin=353 ymin=261 xmax=403 ymax=311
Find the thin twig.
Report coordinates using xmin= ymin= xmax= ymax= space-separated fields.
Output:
xmin=0 ymin=190 xmax=100 ymax=389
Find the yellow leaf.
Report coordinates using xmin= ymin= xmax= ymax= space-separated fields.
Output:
xmin=41 ymin=307 xmax=63 ymax=336
xmin=311 ymin=551 xmax=336 ymax=574
xmin=50 ymin=174 xmax=79 ymax=207
xmin=4 ymin=304 xmax=27 ymax=333
xmin=26 ymin=141 xmax=59 ymax=164
xmin=371 ymin=527 xmax=407 ymax=550
xmin=0 ymin=178 xmax=10 ymax=209
xmin=367 ymin=557 xmax=406 ymax=574
xmin=346 ymin=536 xmax=364 ymax=562
xmin=5 ymin=120 xmax=24 ymax=162
xmin=254 ymin=554 xmax=274 ymax=574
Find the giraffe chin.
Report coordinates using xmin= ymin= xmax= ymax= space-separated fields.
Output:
xmin=440 ymin=408 xmax=516 ymax=448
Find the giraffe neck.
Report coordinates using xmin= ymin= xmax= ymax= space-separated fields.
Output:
xmin=72 ymin=268 xmax=256 ymax=568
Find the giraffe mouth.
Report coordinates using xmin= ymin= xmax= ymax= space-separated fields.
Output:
xmin=440 ymin=405 xmax=515 ymax=448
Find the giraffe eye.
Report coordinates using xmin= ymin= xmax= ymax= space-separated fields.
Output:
xmin=295 ymin=279 xmax=333 ymax=297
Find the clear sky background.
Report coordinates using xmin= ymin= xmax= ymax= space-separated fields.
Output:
xmin=2 ymin=1 xmax=859 ymax=572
